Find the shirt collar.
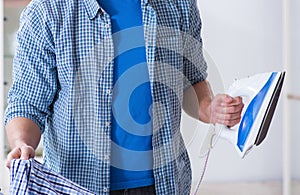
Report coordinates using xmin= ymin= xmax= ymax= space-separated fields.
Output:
xmin=81 ymin=0 xmax=102 ymax=20
xmin=82 ymin=0 xmax=150 ymax=20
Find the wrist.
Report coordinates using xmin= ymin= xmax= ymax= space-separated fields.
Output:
xmin=198 ymin=98 xmax=213 ymax=123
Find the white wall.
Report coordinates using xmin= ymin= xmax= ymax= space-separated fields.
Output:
xmin=288 ymin=0 xmax=300 ymax=180
xmin=194 ymin=0 xmax=283 ymax=182
xmin=0 ymin=0 xmax=6 ymax=191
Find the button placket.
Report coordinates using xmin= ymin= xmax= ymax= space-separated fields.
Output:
xmin=106 ymin=121 xmax=111 ymax=127
xmin=103 ymin=187 xmax=108 ymax=192
xmin=106 ymin=89 xmax=112 ymax=95
xmin=105 ymin=23 xmax=110 ymax=29
xmin=104 ymin=154 xmax=110 ymax=160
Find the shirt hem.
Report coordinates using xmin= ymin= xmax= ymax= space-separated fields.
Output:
xmin=110 ymin=178 xmax=155 ymax=191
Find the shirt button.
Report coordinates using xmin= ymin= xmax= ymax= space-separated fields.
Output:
xmin=105 ymin=23 xmax=110 ymax=28
xmin=103 ymin=187 xmax=108 ymax=192
xmin=109 ymin=57 xmax=114 ymax=62
xmin=106 ymin=89 xmax=112 ymax=95
xmin=106 ymin=122 xmax=111 ymax=127
xmin=104 ymin=154 xmax=110 ymax=160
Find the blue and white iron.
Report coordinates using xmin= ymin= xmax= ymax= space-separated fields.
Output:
xmin=219 ymin=71 xmax=285 ymax=158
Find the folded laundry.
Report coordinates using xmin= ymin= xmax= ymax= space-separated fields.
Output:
xmin=10 ymin=159 xmax=95 ymax=195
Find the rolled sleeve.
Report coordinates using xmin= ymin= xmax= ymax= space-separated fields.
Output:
xmin=183 ymin=0 xmax=207 ymax=87
xmin=4 ymin=3 xmax=57 ymax=133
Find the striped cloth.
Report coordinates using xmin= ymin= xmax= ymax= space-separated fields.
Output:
xmin=10 ymin=159 xmax=95 ymax=195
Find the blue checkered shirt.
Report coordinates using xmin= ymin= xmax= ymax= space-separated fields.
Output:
xmin=10 ymin=159 xmax=95 ymax=195
xmin=5 ymin=0 xmax=207 ymax=194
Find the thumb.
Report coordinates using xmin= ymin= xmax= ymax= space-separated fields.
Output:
xmin=6 ymin=147 xmax=22 ymax=168
xmin=6 ymin=145 xmax=35 ymax=168
xmin=214 ymin=94 xmax=232 ymax=105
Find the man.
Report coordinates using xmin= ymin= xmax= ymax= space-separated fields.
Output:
xmin=5 ymin=0 xmax=243 ymax=194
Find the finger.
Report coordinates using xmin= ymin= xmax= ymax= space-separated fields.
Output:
xmin=221 ymin=96 xmax=243 ymax=107
xmin=214 ymin=94 xmax=232 ymax=104
xmin=214 ymin=112 xmax=242 ymax=122
xmin=213 ymin=104 xmax=243 ymax=116
xmin=224 ymin=118 xmax=241 ymax=128
xmin=20 ymin=145 xmax=35 ymax=160
xmin=6 ymin=148 xmax=22 ymax=168
xmin=215 ymin=116 xmax=241 ymax=127
xmin=225 ymin=104 xmax=244 ymax=114
xmin=228 ymin=96 xmax=243 ymax=106
xmin=225 ymin=95 xmax=234 ymax=103
xmin=6 ymin=159 xmax=12 ymax=169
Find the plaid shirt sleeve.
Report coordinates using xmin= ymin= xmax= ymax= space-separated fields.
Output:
xmin=4 ymin=2 xmax=58 ymax=132
xmin=183 ymin=0 xmax=207 ymax=87
xmin=10 ymin=159 xmax=96 ymax=195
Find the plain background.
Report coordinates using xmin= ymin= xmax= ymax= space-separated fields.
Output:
xmin=194 ymin=0 xmax=284 ymax=182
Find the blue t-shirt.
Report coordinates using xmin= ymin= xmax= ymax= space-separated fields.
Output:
xmin=98 ymin=0 xmax=154 ymax=190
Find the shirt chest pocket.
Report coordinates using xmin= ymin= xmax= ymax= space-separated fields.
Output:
xmin=150 ymin=0 xmax=181 ymax=29
xmin=151 ymin=0 xmax=184 ymax=63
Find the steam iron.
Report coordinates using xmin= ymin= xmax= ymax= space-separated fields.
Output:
xmin=219 ymin=71 xmax=285 ymax=158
